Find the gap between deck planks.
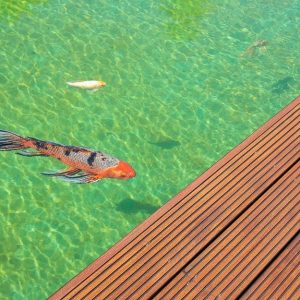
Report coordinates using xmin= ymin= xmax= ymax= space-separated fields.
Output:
xmin=49 ymin=96 xmax=300 ymax=300
xmin=154 ymin=161 xmax=300 ymax=299
xmin=240 ymin=232 xmax=300 ymax=300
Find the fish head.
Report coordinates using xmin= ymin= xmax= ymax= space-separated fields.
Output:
xmin=98 ymin=81 xmax=106 ymax=87
xmin=261 ymin=40 xmax=268 ymax=46
xmin=256 ymin=39 xmax=268 ymax=47
xmin=107 ymin=161 xmax=136 ymax=180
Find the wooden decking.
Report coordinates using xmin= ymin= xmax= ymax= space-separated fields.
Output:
xmin=50 ymin=96 xmax=300 ymax=300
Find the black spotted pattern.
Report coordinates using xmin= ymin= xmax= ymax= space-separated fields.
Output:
xmin=87 ymin=152 xmax=97 ymax=166
xmin=34 ymin=140 xmax=48 ymax=150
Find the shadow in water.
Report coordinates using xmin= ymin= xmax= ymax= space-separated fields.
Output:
xmin=116 ymin=198 xmax=159 ymax=215
xmin=271 ymin=76 xmax=295 ymax=94
xmin=148 ymin=139 xmax=181 ymax=150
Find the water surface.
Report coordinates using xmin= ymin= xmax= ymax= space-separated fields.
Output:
xmin=0 ymin=0 xmax=299 ymax=298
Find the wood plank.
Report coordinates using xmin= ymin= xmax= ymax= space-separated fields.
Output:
xmin=155 ymin=161 xmax=300 ymax=300
xmin=120 ymin=156 xmax=298 ymax=299
xmin=284 ymin=280 xmax=300 ymax=300
xmin=49 ymin=96 xmax=300 ymax=300
xmin=156 ymin=175 xmax=300 ymax=299
xmin=85 ymin=104 xmax=299 ymax=299
xmin=268 ymin=263 xmax=300 ymax=299
xmin=240 ymin=233 xmax=299 ymax=300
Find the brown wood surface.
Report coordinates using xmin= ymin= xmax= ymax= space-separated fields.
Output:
xmin=240 ymin=232 xmax=300 ymax=300
xmin=155 ymin=161 xmax=299 ymax=299
xmin=49 ymin=96 xmax=300 ymax=300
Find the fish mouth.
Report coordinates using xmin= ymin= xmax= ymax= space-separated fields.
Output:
xmin=128 ymin=170 xmax=136 ymax=178
xmin=121 ymin=170 xmax=136 ymax=180
xmin=117 ymin=161 xmax=136 ymax=179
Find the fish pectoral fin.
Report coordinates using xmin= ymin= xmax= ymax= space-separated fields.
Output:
xmin=17 ymin=150 xmax=48 ymax=157
xmin=88 ymin=88 xmax=99 ymax=93
xmin=41 ymin=167 xmax=81 ymax=177
xmin=60 ymin=173 xmax=101 ymax=184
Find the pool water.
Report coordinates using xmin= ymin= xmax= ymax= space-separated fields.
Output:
xmin=0 ymin=0 xmax=299 ymax=298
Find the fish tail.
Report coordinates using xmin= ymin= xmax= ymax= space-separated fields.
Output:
xmin=0 ymin=130 xmax=29 ymax=151
xmin=66 ymin=82 xmax=78 ymax=87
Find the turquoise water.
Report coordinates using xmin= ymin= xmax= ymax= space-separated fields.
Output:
xmin=0 ymin=0 xmax=299 ymax=298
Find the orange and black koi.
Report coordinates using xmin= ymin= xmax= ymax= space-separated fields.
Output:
xmin=0 ymin=130 xmax=136 ymax=184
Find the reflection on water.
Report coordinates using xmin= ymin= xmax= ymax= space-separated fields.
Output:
xmin=161 ymin=0 xmax=213 ymax=40
xmin=0 ymin=0 xmax=48 ymax=23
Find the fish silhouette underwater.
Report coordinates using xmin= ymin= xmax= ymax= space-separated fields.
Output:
xmin=0 ymin=130 xmax=135 ymax=184
xmin=149 ymin=139 xmax=181 ymax=149
xmin=116 ymin=198 xmax=159 ymax=215
xmin=271 ymin=76 xmax=295 ymax=94
xmin=67 ymin=80 xmax=106 ymax=91
xmin=242 ymin=39 xmax=268 ymax=56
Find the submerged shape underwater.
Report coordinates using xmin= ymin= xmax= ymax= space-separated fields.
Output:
xmin=0 ymin=0 xmax=299 ymax=298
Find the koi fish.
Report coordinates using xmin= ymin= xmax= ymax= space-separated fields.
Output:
xmin=242 ymin=39 xmax=268 ymax=56
xmin=66 ymin=80 xmax=106 ymax=91
xmin=0 ymin=130 xmax=136 ymax=184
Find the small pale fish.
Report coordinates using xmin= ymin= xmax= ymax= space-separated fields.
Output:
xmin=66 ymin=80 xmax=106 ymax=91
xmin=242 ymin=39 xmax=268 ymax=56
xmin=0 ymin=130 xmax=135 ymax=184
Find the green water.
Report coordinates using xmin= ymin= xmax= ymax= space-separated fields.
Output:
xmin=0 ymin=0 xmax=299 ymax=298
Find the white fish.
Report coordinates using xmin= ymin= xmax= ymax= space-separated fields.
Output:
xmin=67 ymin=80 xmax=106 ymax=91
